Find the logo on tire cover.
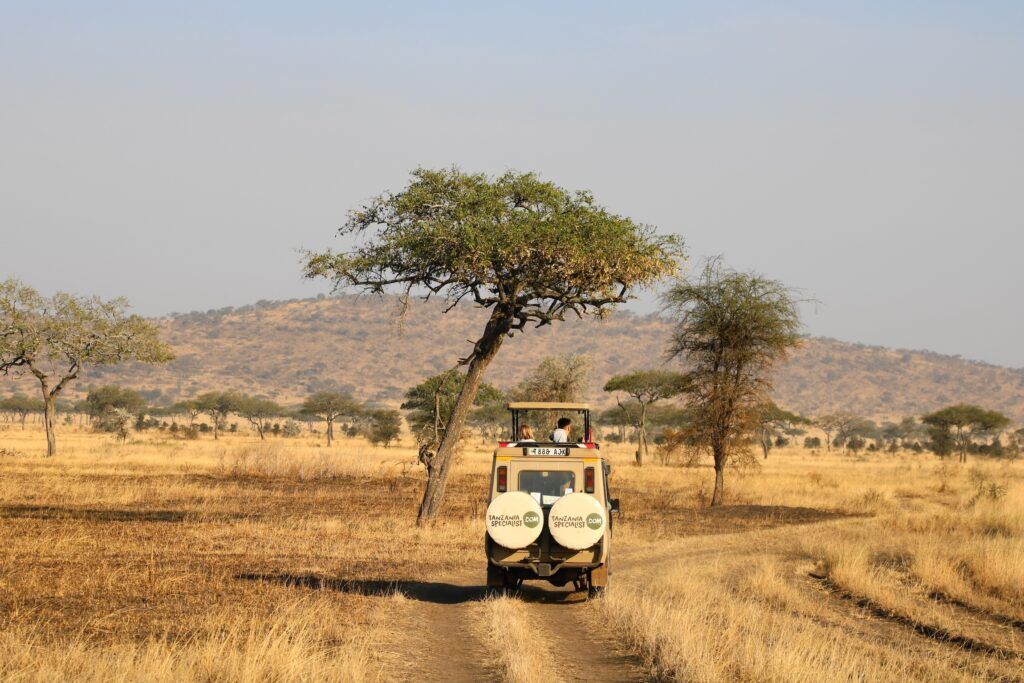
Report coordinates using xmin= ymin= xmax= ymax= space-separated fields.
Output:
xmin=586 ymin=513 xmax=603 ymax=530
xmin=523 ymin=511 xmax=541 ymax=528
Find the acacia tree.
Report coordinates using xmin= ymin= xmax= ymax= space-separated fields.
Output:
xmin=235 ymin=395 xmax=283 ymax=440
xmin=0 ymin=280 xmax=172 ymax=455
xmin=305 ymin=168 xmax=681 ymax=524
xmin=665 ymin=260 xmax=801 ymax=506
xmin=603 ymin=370 xmax=688 ymax=466
xmin=921 ymin=404 xmax=1011 ymax=463
xmin=756 ymin=401 xmax=808 ymax=459
xmin=194 ymin=391 xmax=240 ymax=440
xmin=301 ymin=391 xmax=362 ymax=446
xmin=513 ymin=354 xmax=592 ymax=403
xmin=0 ymin=394 xmax=45 ymax=429
xmin=402 ymin=369 xmax=503 ymax=450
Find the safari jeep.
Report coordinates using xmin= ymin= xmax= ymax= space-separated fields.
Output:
xmin=485 ymin=402 xmax=619 ymax=597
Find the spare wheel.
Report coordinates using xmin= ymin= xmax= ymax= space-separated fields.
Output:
xmin=486 ymin=491 xmax=544 ymax=549
xmin=548 ymin=493 xmax=607 ymax=550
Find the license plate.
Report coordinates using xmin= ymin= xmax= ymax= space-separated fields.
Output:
xmin=526 ymin=447 xmax=568 ymax=456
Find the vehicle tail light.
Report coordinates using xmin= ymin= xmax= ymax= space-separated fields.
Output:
xmin=498 ymin=442 xmax=510 ymax=448
xmin=584 ymin=467 xmax=595 ymax=493
xmin=497 ymin=466 xmax=507 ymax=492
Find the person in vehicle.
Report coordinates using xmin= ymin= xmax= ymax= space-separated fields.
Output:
xmin=517 ymin=424 xmax=535 ymax=442
xmin=550 ymin=417 xmax=572 ymax=443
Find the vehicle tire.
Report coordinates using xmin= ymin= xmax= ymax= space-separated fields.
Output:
xmin=485 ymin=491 xmax=544 ymax=550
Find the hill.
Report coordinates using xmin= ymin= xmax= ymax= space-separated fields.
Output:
xmin=4 ymin=295 xmax=1023 ymax=422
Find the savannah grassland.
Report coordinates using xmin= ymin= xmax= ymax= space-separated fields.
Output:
xmin=0 ymin=425 xmax=1022 ymax=682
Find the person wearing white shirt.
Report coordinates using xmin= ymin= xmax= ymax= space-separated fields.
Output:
xmin=550 ymin=417 xmax=572 ymax=443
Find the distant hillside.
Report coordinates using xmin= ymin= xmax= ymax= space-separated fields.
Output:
xmin=4 ymin=296 xmax=1023 ymax=422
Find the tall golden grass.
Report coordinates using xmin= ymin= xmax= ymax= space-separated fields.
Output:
xmin=1 ymin=424 xmax=1021 ymax=681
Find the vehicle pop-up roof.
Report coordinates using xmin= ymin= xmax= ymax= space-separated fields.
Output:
xmin=507 ymin=402 xmax=593 ymax=444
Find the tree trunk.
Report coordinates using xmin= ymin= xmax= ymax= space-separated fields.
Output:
xmin=711 ymin=447 xmax=725 ymax=506
xmin=43 ymin=395 xmax=57 ymax=457
xmin=417 ymin=308 xmax=511 ymax=525
xmin=760 ymin=428 xmax=770 ymax=459
xmin=20 ymin=413 xmax=27 ymax=430
xmin=636 ymin=403 xmax=648 ymax=466
xmin=326 ymin=417 xmax=333 ymax=446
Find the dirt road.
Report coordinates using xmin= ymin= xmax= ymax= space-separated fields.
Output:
xmin=382 ymin=568 xmax=648 ymax=682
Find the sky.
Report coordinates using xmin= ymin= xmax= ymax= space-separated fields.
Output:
xmin=1 ymin=2 xmax=1022 ymax=367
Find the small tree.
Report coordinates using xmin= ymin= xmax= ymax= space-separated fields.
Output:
xmin=664 ymin=260 xmax=801 ymax=506
xmin=402 ymin=370 xmax=503 ymax=447
xmin=235 ymin=395 xmax=283 ymax=440
xmin=301 ymin=391 xmax=363 ymax=446
xmin=513 ymin=354 xmax=593 ymax=403
xmin=194 ymin=391 xmax=240 ymax=440
xmin=0 ymin=280 xmax=173 ymax=455
xmin=755 ymin=401 xmax=808 ymax=459
xmin=0 ymin=393 xmax=45 ymax=429
xmin=169 ymin=399 xmax=201 ymax=428
xmin=921 ymin=404 xmax=1011 ymax=463
xmin=84 ymin=385 xmax=147 ymax=420
xmin=367 ymin=408 xmax=402 ymax=447
xmin=96 ymin=407 xmax=133 ymax=442
xmin=603 ymin=370 xmax=688 ymax=465
xmin=305 ymin=168 xmax=680 ymax=523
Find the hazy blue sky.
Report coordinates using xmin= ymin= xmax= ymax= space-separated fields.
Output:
xmin=2 ymin=2 xmax=1022 ymax=366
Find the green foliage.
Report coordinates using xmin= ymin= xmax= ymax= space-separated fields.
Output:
xmin=234 ymin=395 xmax=284 ymax=439
xmin=922 ymin=404 xmax=1012 ymax=461
xmin=603 ymin=370 xmax=688 ymax=403
xmin=301 ymin=391 xmax=362 ymax=420
xmin=194 ymin=391 xmax=242 ymax=438
xmin=367 ymin=408 xmax=402 ymax=447
xmin=402 ymin=370 xmax=502 ymax=442
xmin=0 ymin=279 xmax=173 ymax=455
xmin=0 ymin=394 xmax=45 ymax=426
xmin=304 ymin=168 xmax=682 ymax=329
xmin=84 ymin=385 xmax=147 ymax=418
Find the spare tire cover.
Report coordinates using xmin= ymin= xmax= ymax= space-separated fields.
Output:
xmin=486 ymin=491 xmax=544 ymax=549
xmin=548 ymin=493 xmax=607 ymax=550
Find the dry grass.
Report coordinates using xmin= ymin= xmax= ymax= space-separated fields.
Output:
xmin=471 ymin=596 xmax=566 ymax=683
xmin=1 ymin=425 xmax=1022 ymax=681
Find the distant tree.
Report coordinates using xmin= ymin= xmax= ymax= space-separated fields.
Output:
xmin=755 ymin=401 xmax=809 ymax=459
xmin=301 ymin=391 xmax=362 ymax=446
xmin=194 ymin=391 xmax=240 ymax=440
xmin=84 ymin=385 xmax=147 ymax=419
xmin=367 ymin=408 xmax=402 ymax=447
xmin=664 ymin=260 xmax=801 ymax=506
xmin=814 ymin=413 xmax=861 ymax=452
xmin=599 ymin=404 xmax=636 ymax=444
xmin=235 ymin=395 xmax=284 ymax=440
xmin=0 ymin=394 xmax=45 ymax=429
xmin=603 ymin=370 xmax=689 ymax=466
xmin=402 ymin=369 xmax=503 ymax=447
xmin=803 ymin=436 xmax=822 ymax=450
xmin=0 ymin=280 xmax=173 ymax=455
xmin=514 ymin=354 xmax=592 ymax=404
xmin=468 ymin=390 xmax=510 ymax=442
xmin=168 ymin=399 xmax=201 ymax=428
xmin=304 ymin=167 xmax=681 ymax=524
xmin=921 ymin=404 xmax=1011 ymax=463
xmin=96 ymin=407 xmax=133 ymax=442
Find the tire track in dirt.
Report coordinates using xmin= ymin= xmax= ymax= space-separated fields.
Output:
xmin=381 ymin=567 xmax=647 ymax=682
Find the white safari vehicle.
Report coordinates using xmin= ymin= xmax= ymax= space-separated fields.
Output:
xmin=485 ymin=402 xmax=619 ymax=597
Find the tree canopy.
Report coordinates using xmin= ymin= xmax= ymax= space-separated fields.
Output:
xmin=0 ymin=279 xmax=173 ymax=455
xmin=603 ymin=369 xmax=689 ymax=465
xmin=921 ymin=404 xmax=1011 ymax=463
xmin=664 ymin=260 xmax=801 ymax=505
xmin=301 ymin=391 xmax=363 ymax=446
xmin=305 ymin=167 xmax=682 ymax=524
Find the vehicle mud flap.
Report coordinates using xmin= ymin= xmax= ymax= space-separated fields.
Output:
xmin=589 ymin=564 xmax=608 ymax=588
xmin=486 ymin=564 xmax=506 ymax=588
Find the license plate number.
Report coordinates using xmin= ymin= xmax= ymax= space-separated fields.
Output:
xmin=526 ymin=447 xmax=568 ymax=456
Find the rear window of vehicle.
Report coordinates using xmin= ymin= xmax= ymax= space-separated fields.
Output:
xmin=519 ymin=470 xmax=575 ymax=504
